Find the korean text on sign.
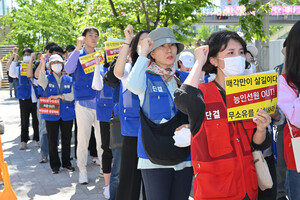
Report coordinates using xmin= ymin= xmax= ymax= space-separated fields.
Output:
xmin=39 ymin=97 xmax=60 ymax=115
xmin=20 ymin=64 xmax=28 ymax=76
xmin=225 ymin=72 xmax=278 ymax=122
xmin=79 ymin=51 xmax=104 ymax=74
xmin=105 ymin=41 xmax=124 ymax=62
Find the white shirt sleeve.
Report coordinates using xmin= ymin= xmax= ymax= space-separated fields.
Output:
xmin=9 ymin=61 xmax=19 ymax=78
xmin=92 ymin=64 xmax=104 ymax=91
xmin=118 ymin=63 xmax=132 ymax=92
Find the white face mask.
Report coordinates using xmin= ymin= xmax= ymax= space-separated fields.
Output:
xmin=244 ymin=63 xmax=257 ymax=75
xmin=218 ymin=56 xmax=246 ymax=77
xmin=23 ymin=56 xmax=31 ymax=63
xmin=51 ymin=63 xmax=63 ymax=73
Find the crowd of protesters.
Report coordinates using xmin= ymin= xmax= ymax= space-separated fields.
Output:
xmin=4 ymin=20 xmax=300 ymax=200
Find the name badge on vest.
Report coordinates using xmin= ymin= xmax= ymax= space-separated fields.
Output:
xmin=204 ymin=102 xmax=227 ymax=121
xmin=152 ymin=86 xmax=163 ymax=93
xmin=49 ymin=84 xmax=55 ymax=88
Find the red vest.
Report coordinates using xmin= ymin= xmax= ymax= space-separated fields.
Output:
xmin=282 ymin=73 xmax=300 ymax=171
xmin=192 ymin=82 xmax=258 ymax=200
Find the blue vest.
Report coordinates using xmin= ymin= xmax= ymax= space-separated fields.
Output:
xmin=138 ymin=73 xmax=191 ymax=163
xmin=119 ymin=83 xmax=140 ymax=137
xmin=176 ymin=70 xmax=189 ymax=83
xmin=72 ymin=48 xmax=96 ymax=101
xmin=41 ymin=74 xmax=75 ymax=121
xmin=96 ymin=66 xmax=114 ymax=122
xmin=16 ymin=65 xmax=37 ymax=100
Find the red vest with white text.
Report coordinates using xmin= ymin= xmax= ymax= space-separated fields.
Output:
xmin=192 ymin=82 xmax=258 ymax=200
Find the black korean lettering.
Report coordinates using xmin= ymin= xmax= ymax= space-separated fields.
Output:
xmin=249 ymin=109 xmax=254 ymax=117
xmin=226 ymin=80 xmax=233 ymax=87
xmin=261 ymin=76 xmax=266 ymax=84
xmin=235 ymin=111 xmax=242 ymax=119
xmin=255 ymin=77 xmax=260 ymax=85
xmin=228 ymin=111 xmax=235 ymax=120
xmin=240 ymin=78 xmax=246 ymax=86
xmin=242 ymin=110 xmax=248 ymax=118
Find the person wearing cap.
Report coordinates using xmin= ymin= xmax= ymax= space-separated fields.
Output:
xmin=177 ymin=51 xmax=195 ymax=81
xmin=38 ymin=54 xmax=75 ymax=174
xmin=113 ymin=25 xmax=149 ymax=200
xmin=127 ymin=27 xmax=193 ymax=200
xmin=245 ymin=44 xmax=258 ymax=75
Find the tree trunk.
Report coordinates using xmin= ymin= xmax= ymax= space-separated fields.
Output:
xmin=153 ymin=0 xmax=160 ymax=29
xmin=256 ymin=0 xmax=270 ymax=72
xmin=140 ymin=0 xmax=150 ymax=30
xmin=108 ymin=0 xmax=124 ymax=31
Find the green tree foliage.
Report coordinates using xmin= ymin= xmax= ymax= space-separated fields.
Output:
xmin=195 ymin=25 xmax=212 ymax=41
xmin=83 ymin=0 xmax=211 ymax=44
xmin=238 ymin=0 xmax=271 ymax=42
xmin=225 ymin=25 xmax=240 ymax=32
xmin=270 ymin=0 xmax=300 ymax=5
xmin=0 ymin=0 xmax=86 ymax=53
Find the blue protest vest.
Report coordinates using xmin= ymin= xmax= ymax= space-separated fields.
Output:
xmin=119 ymin=83 xmax=140 ymax=137
xmin=41 ymin=74 xmax=75 ymax=121
xmin=72 ymin=48 xmax=96 ymax=101
xmin=176 ymin=70 xmax=189 ymax=83
xmin=16 ymin=65 xmax=34 ymax=100
xmin=137 ymin=73 xmax=178 ymax=159
xmin=96 ymin=66 xmax=114 ymax=122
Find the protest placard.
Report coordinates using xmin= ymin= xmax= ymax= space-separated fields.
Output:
xmin=39 ymin=97 xmax=60 ymax=115
xmin=20 ymin=64 xmax=28 ymax=76
xmin=225 ymin=72 xmax=278 ymax=121
xmin=105 ymin=41 xmax=124 ymax=62
xmin=79 ymin=51 xmax=104 ymax=74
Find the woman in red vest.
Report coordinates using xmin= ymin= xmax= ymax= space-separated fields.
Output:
xmin=174 ymin=30 xmax=272 ymax=200
xmin=277 ymin=20 xmax=300 ymax=200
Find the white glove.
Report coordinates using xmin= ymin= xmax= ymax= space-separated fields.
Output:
xmin=173 ymin=127 xmax=191 ymax=148
xmin=92 ymin=64 xmax=103 ymax=91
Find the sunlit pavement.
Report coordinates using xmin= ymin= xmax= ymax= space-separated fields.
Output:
xmin=0 ymin=89 xmax=106 ymax=200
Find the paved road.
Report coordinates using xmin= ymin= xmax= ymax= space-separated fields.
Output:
xmin=0 ymin=89 xmax=107 ymax=200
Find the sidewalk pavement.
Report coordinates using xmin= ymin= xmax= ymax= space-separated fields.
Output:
xmin=0 ymin=89 xmax=107 ymax=200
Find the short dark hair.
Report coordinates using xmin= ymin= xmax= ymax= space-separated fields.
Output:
xmin=49 ymin=45 xmax=64 ymax=54
xmin=66 ymin=44 xmax=75 ymax=52
xmin=285 ymin=20 xmax=300 ymax=92
xmin=22 ymin=48 xmax=33 ymax=55
xmin=45 ymin=42 xmax=58 ymax=51
xmin=82 ymin=26 xmax=99 ymax=36
xmin=202 ymin=30 xmax=247 ymax=74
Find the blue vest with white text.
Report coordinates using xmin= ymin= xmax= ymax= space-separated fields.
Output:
xmin=96 ymin=66 xmax=114 ymax=122
xmin=138 ymin=73 xmax=179 ymax=159
xmin=119 ymin=83 xmax=140 ymax=137
xmin=16 ymin=65 xmax=37 ymax=100
xmin=41 ymin=74 xmax=75 ymax=121
xmin=72 ymin=48 xmax=96 ymax=101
